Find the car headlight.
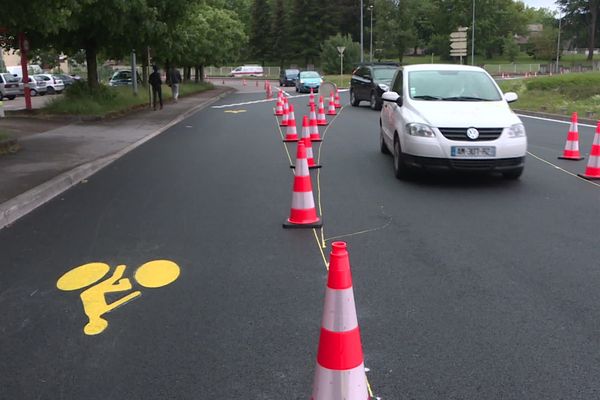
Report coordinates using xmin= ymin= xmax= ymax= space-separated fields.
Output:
xmin=505 ymin=123 xmax=526 ymax=138
xmin=300 ymin=80 xmax=305 ymax=84
xmin=378 ymin=83 xmax=389 ymax=92
xmin=406 ymin=123 xmax=436 ymax=138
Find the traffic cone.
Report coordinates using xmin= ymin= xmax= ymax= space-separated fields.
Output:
xmin=310 ymin=118 xmax=322 ymax=142
xmin=334 ymin=88 xmax=342 ymax=108
xmin=283 ymin=141 xmax=322 ymax=228
xmin=309 ymin=103 xmax=318 ymax=126
xmin=311 ymin=241 xmax=369 ymax=400
xmin=256 ymin=80 xmax=259 ymax=87
xmin=327 ymin=92 xmax=336 ymax=116
xmin=294 ymin=115 xmax=321 ymax=168
xmin=275 ymin=96 xmax=284 ymax=116
xmin=281 ymin=99 xmax=290 ymax=126
xmin=243 ymin=79 xmax=247 ymax=86
xmin=317 ymin=96 xmax=328 ymax=126
xmin=578 ymin=121 xmax=600 ymax=180
xmin=266 ymin=83 xmax=273 ymax=99
xmin=283 ymin=105 xmax=299 ymax=142
xmin=222 ymin=79 xmax=225 ymax=85
xmin=559 ymin=112 xmax=585 ymax=160
xmin=308 ymin=88 xmax=315 ymax=108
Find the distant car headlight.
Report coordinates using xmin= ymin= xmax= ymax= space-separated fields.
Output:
xmin=505 ymin=123 xmax=526 ymax=138
xmin=378 ymin=83 xmax=389 ymax=92
xmin=406 ymin=123 xmax=436 ymax=138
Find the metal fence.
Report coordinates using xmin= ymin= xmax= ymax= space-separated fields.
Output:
xmin=483 ymin=64 xmax=541 ymax=75
xmin=205 ymin=66 xmax=281 ymax=78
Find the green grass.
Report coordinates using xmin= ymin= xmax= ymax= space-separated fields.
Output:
xmin=0 ymin=131 xmax=11 ymax=141
xmin=498 ymin=72 xmax=600 ymax=116
xmin=44 ymin=81 xmax=213 ymax=116
xmin=322 ymin=74 xmax=352 ymax=88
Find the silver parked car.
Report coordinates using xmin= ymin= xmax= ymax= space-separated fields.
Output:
xmin=19 ymin=76 xmax=47 ymax=96
xmin=0 ymin=73 xmax=21 ymax=100
xmin=34 ymin=74 xmax=65 ymax=94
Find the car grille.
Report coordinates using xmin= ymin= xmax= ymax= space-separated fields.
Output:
xmin=438 ymin=127 xmax=503 ymax=141
xmin=449 ymin=157 xmax=523 ymax=170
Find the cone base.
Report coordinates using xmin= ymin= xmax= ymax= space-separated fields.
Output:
xmin=310 ymin=138 xmax=323 ymax=142
xmin=317 ymin=121 xmax=328 ymax=126
xmin=578 ymin=173 xmax=600 ymax=180
xmin=290 ymin=164 xmax=322 ymax=169
xmin=558 ymin=155 xmax=584 ymax=160
xmin=283 ymin=137 xmax=299 ymax=142
xmin=327 ymin=112 xmax=336 ymax=116
xmin=283 ymin=217 xmax=322 ymax=229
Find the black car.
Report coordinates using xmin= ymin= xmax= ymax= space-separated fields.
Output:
xmin=279 ymin=68 xmax=300 ymax=87
xmin=349 ymin=63 xmax=399 ymax=110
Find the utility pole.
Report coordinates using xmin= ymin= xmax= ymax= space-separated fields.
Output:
xmin=360 ymin=0 xmax=364 ymax=62
xmin=369 ymin=5 xmax=374 ymax=63
xmin=471 ymin=0 xmax=475 ymax=65
xmin=556 ymin=10 xmax=562 ymax=73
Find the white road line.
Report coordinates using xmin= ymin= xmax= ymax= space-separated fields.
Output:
xmin=518 ymin=114 xmax=597 ymax=128
xmin=212 ymin=89 xmax=348 ymax=109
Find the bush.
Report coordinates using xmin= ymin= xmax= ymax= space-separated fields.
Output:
xmin=525 ymin=73 xmax=600 ymax=100
xmin=320 ymin=34 xmax=361 ymax=74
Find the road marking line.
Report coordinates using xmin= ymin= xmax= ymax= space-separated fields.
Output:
xmin=527 ymin=151 xmax=600 ymax=188
xmin=324 ymin=207 xmax=393 ymax=242
xmin=213 ymin=90 xmax=348 ymax=109
xmin=518 ymin=114 xmax=597 ymax=128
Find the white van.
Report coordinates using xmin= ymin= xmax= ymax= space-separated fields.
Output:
xmin=7 ymin=64 xmax=43 ymax=78
xmin=230 ymin=65 xmax=264 ymax=77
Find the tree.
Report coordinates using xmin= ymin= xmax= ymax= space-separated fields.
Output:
xmin=557 ymin=0 xmax=600 ymax=61
xmin=373 ymin=0 xmax=415 ymax=62
xmin=249 ymin=0 xmax=272 ymax=64
xmin=530 ymin=26 xmax=559 ymax=60
xmin=503 ymin=34 xmax=520 ymax=62
xmin=320 ymin=34 xmax=361 ymax=74
xmin=289 ymin=0 xmax=324 ymax=65
xmin=271 ymin=0 xmax=290 ymax=68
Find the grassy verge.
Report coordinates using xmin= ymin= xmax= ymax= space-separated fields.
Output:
xmin=0 ymin=131 xmax=11 ymax=141
xmin=43 ymin=81 xmax=213 ymax=116
xmin=322 ymin=75 xmax=352 ymax=88
xmin=498 ymin=72 xmax=600 ymax=117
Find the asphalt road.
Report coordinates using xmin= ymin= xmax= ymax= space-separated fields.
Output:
xmin=0 ymin=89 xmax=599 ymax=399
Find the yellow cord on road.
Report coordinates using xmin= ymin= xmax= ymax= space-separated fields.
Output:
xmin=528 ymin=151 xmax=600 ymax=188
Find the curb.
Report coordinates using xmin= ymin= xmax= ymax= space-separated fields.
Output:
xmin=0 ymin=88 xmax=234 ymax=230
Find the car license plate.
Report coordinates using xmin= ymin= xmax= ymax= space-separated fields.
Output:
xmin=451 ymin=146 xmax=496 ymax=157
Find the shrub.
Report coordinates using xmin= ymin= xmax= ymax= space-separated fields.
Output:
xmin=320 ymin=34 xmax=361 ymax=75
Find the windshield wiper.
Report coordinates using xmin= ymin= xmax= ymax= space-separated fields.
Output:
xmin=412 ymin=95 xmax=442 ymax=100
xmin=441 ymin=96 xmax=493 ymax=101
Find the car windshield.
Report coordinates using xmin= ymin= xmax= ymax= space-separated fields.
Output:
xmin=113 ymin=71 xmax=130 ymax=79
xmin=301 ymin=71 xmax=320 ymax=79
xmin=2 ymin=73 xmax=19 ymax=83
xmin=373 ymin=68 xmax=396 ymax=82
xmin=408 ymin=70 xmax=502 ymax=101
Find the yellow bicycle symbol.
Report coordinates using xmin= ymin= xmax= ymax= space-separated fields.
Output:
xmin=57 ymin=260 xmax=180 ymax=335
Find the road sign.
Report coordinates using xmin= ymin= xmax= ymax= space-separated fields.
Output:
xmin=337 ymin=46 xmax=346 ymax=55
xmin=450 ymin=41 xmax=468 ymax=50
xmin=450 ymin=27 xmax=468 ymax=57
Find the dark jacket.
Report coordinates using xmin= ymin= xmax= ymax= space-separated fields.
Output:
xmin=149 ymin=72 xmax=162 ymax=88
xmin=169 ymin=69 xmax=182 ymax=84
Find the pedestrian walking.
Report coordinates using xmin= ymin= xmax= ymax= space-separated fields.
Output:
xmin=169 ymin=67 xmax=182 ymax=103
xmin=149 ymin=65 xmax=163 ymax=110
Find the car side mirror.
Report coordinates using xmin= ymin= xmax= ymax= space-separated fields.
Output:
xmin=382 ymin=91 xmax=402 ymax=106
xmin=504 ymin=92 xmax=518 ymax=103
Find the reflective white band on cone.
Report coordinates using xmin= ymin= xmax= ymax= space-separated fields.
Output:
xmin=311 ymin=363 xmax=369 ymax=400
xmin=291 ymin=191 xmax=315 ymax=210
xmin=321 ymin=287 xmax=358 ymax=332
xmin=295 ymin=158 xmax=310 ymax=176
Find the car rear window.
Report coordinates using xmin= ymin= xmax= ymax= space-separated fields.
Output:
xmin=301 ymin=71 xmax=320 ymax=78
xmin=286 ymin=69 xmax=299 ymax=77
xmin=373 ymin=68 xmax=396 ymax=82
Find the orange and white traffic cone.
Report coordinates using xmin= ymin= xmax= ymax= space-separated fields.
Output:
xmin=308 ymin=88 xmax=315 ymax=108
xmin=296 ymin=115 xmax=321 ymax=168
xmin=283 ymin=141 xmax=322 ymax=228
xmin=281 ymin=99 xmax=290 ymax=127
xmin=266 ymin=82 xmax=272 ymax=99
xmin=283 ymin=105 xmax=299 ymax=142
xmin=578 ymin=121 xmax=600 ymax=180
xmin=311 ymin=241 xmax=369 ymax=400
xmin=334 ymin=88 xmax=342 ymax=108
xmin=309 ymin=103 xmax=318 ymax=125
xmin=559 ymin=112 xmax=585 ymax=160
xmin=243 ymin=79 xmax=247 ymax=86
xmin=274 ymin=96 xmax=284 ymax=116
xmin=327 ymin=92 xmax=336 ymax=116
xmin=310 ymin=118 xmax=322 ymax=142
xmin=317 ymin=96 xmax=328 ymax=126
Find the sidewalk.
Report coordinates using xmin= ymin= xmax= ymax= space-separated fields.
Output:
xmin=0 ymin=86 xmax=233 ymax=229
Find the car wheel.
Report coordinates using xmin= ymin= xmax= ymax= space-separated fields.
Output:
xmin=7 ymin=96 xmax=16 ymax=100
xmin=30 ymin=89 xmax=38 ymax=96
xmin=380 ymin=125 xmax=390 ymax=154
xmin=502 ymin=167 xmax=523 ymax=180
xmin=370 ymin=92 xmax=381 ymax=110
xmin=393 ymin=135 xmax=411 ymax=180
xmin=350 ymin=89 xmax=360 ymax=107
xmin=47 ymin=86 xmax=55 ymax=95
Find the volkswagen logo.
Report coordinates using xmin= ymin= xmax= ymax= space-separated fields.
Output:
xmin=466 ymin=127 xmax=479 ymax=140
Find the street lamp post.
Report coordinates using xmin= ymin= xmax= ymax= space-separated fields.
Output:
xmin=369 ymin=5 xmax=374 ymax=63
xmin=360 ymin=0 xmax=364 ymax=62
xmin=337 ymin=46 xmax=346 ymax=88
xmin=556 ymin=10 xmax=562 ymax=73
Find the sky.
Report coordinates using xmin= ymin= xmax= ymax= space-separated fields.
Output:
xmin=521 ymin=0 xmax=558 ymax=11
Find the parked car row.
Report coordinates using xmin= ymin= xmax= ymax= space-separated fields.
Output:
xmin=0 ymin=72 xmax=77 ymax=100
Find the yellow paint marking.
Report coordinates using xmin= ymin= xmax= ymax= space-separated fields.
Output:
xmin=224 ymin=109 xmax=247 ymax=114
xmin=135 ymin=260 xmax=180 ymax=288
xmin=366 ymin=377 xmax=374 ymax=398
xmin=312 ymin=228 xmax=329 ymax=270
xmin=528 ymin=151 xmax=600 ymax=188
xmin=57 ymin=260 xmax=180 ymax=335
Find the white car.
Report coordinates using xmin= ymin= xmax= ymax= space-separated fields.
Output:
xmin=34 ymin=74 xmax=65 ymax=94
xmin=229 ymin=65 xmax=264 ymax=77
xmin=380 ymin=64 xmax=527 ymax=180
